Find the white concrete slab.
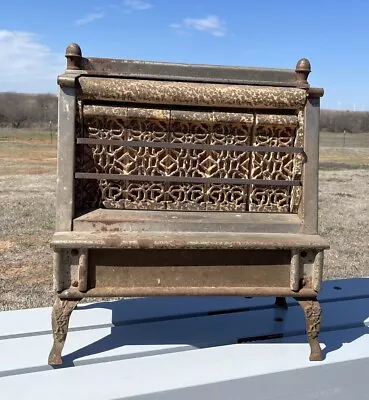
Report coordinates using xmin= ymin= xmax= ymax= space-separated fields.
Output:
xmin=0 ymin=295 xmax=368 ymax=377
xmin=0 ymin=278 xmax=368 ymax=399
xmin=1 ymin=327 xmax=369 ymax=399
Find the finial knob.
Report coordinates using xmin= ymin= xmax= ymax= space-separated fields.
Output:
xmin=65 ymin=43 xmax=82 ymax=70
xmin=295 ymin=58 xmax=311 ymax=84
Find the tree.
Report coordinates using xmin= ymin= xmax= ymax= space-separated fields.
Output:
xmin=0 ymin=92 xmax=57 ymax=128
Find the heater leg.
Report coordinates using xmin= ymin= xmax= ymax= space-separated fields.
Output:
xmin=295 ymin=297 xmax=323 ymax=361
xmin=48 ymin=297 xmax=81 ymax=365
xmin=275 ymin=296 xmax=288 ymax=309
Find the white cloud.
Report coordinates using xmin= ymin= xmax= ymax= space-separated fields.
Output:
xmin=74 ymin=12 xmax=105 ymax=26
xmin=75 ymin=2 xmax=151 ymax=21
xmin=0 ymin=30 xmax=64 ymax=93
xmin=123 ymin=0 xmax=152 ymax=10
xmin=171 ymin=15 xmax=227 ymax=37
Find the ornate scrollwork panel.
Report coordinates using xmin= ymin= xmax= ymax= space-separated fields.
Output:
xmin=76 ymin=107 xmax=304 ymax=213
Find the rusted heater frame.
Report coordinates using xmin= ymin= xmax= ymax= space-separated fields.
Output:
xmin=48 ymin=43 xmax=329 ymax=365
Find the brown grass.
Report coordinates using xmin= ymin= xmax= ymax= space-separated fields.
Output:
xmin=320 ymin=131 xmax=369 ymax=148
xmin=0 ymin=141 xmax=56 ymax=176
xmin=319 ymin=168 xmax=369 ymax=279
xmin=0 ymin=127 xmax=56 ymax=142
xmin=0 ymin=134 xmax=368 ymax=311
xmin=319 ymin=146 xmax=369 ymax=168
xmin=0 ymin=172 xmax=56 ymax=310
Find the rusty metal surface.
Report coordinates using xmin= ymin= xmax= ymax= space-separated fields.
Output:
xmin=54 ymin=247 xmax=322 ymax=296
xmin=76 ymin=138 xmax=304 ymax=155
xmin=77 ymin=56 xmax=309 ymax=87
xmin=78 ymin=77 xmax=307 ymax=110
xmin=77 ymin=249 xmax=88 ymax=292
xmin=72 ymin=209 xmax=303 ymax=234
xmin=90 ymin=247 xmax=291 ymax=290
xmin=301 ymin=96 xmax=320 ymax=233
xmin=48 ymin=297 xmax=81 ymax=365
xmin=51 ymin=231 xmax=330 ymax=251
xmin=52 ymin=251 xmax=63 ymax=292
xmin=94 ymin=265 xmax=290 ymax=289
xmin=289 ymin=250 xmax=300 ymax=291
xmin=312 ymin=251 xmax=324 ymax=291
xmin=295 ymin=298 xmax=323 ymax=361
xmin=57 ymin=286 xmax=318 ymax=299
xmin=55 ymin=86 xmax=77 ymax=231
xmin=74 ymin=173 xmax=302 ymax=187
xmin=83 ymin=105 xmax=299 ymax=127
xmin=89 ymin=248 xmax=290 ymax=266
xmin=65 ymin=43 xmax=82 ymax=71
xmin=295 ymin=58 xmax=311 ymax=84
xmin=308 ymin=87 xmax=324 ymax=98
xmin=53 ymin=248 xmax=79 ymax=293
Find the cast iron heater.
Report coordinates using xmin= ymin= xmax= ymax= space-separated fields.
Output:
xmin=48 ymin=43 xmax=329 ymax=365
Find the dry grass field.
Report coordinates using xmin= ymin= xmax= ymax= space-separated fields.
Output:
xmin=0 ymin=130 xmax=368 ymax=311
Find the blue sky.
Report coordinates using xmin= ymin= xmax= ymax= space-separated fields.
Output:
xmin=0 ymin=0 xmax=368 ymax=110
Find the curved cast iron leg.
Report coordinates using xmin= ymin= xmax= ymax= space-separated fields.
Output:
xmin=48 ymin=297 xmax=81 ymax=365
xmin=275 ymin=296 xmax=288 ymax=309
xmin=295 ymin=297 xmax=323 ymax=361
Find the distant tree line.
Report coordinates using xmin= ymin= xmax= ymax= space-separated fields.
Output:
xmin=0 ymin=92 xmax=57 ymax=129
xmin=0 ymin=92 xmax=369 ymax=133
xmin=320 ymin=109 xmax=369 ymax=133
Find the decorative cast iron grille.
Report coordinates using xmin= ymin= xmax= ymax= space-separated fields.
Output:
xmin=75 ymin=106 xmax=304 ymax=213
